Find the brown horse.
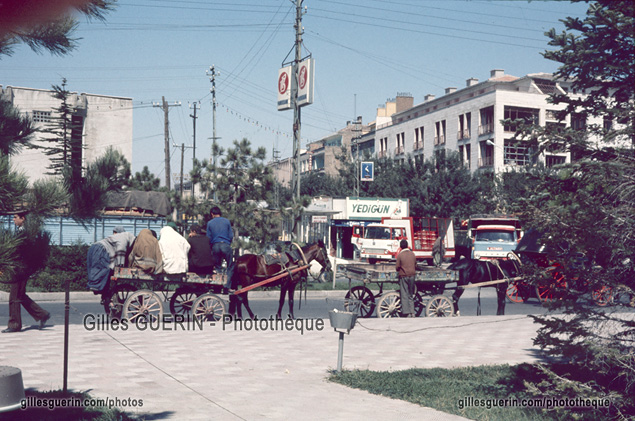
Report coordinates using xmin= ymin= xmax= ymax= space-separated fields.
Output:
xmin=229 ymin=240 xmax=331 ymax=319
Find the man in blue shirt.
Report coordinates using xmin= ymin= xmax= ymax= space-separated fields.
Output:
xmin=206 ymin=206 xmax=234 ymax=293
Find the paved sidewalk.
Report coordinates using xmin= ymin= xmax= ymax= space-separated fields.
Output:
xmin=0 ymin=313 xmax=545 ymax=420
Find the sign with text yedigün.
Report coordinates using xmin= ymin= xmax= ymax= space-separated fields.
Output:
xmin=345 ymin=197 xmax=408 ymax=221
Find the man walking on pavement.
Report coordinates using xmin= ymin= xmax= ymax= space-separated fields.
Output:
xmin=396 ymin=239 xmax=417 ymax=317
xmin=2 ymin=212 xmax=51 ymax=333
xmin=206 ymin=206 xmax=234 ymax=294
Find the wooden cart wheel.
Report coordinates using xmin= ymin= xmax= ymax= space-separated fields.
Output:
xmin=591 ymin=285 xmax=613 ymax=307
xmin=425 ymin=295 xmax=454 ymax=317
xmin=536 ymin=270 xmax=567 ymax=303
xmin=506 ymin=281 xmax=527 ymax=303
xmin=192 ymin=293 xmax=227 ymax=323
xmin=104 ymin=284 xmax=135 ymax=319
xmin=376 ymin=291 xmax=402 ymax=318
xmin=414 ymin=291 xmax=427 ymax=317
xmin=122 ymin=289 xmax=164 ymax=323
xmin=169 ymin=286 xmax=202 ymax=315
xmin=344 ymin=285 xmax=376 ymax=318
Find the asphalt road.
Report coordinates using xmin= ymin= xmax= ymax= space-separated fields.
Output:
xmin=0 ymin=287 xmax=549 ymax=330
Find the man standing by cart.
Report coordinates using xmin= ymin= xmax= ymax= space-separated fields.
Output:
xmin=396 ymin=239 xmax=417 ymax=317
xmin=206 ymin=206 xmax=234 ymax=294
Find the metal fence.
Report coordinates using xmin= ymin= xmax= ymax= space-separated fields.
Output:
xmin=0 ymin=215 xmax=167 ymax=246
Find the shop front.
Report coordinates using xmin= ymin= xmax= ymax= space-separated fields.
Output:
xmin=330 ymin=197 xmax=409 ymax=259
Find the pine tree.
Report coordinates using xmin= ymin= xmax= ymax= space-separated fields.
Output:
xmin=509 ymin=2 xmax=635 ymax=418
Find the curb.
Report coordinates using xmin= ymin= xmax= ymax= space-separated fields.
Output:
xmin=0 ymin=289 xmax=349 ymax=302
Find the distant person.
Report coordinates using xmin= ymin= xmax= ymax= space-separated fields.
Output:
xmin=128 ymin=228 xmax=164 ymax=275
xmin=159 ymin=223 xmax=190 ymax=274
xmin=187 ymin=224 xmax=214 ymax=275
xmin=206 ymin=206 xmax=234 ymax=294
xmin=396 ymin=239 xmax=417 ymax=318
xmin=2 ymin=212 xmax=50 ymax=333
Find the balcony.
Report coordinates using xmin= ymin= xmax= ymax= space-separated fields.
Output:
xmin=457 ymin=129 xmax=471 ymax=140
xmin=413 ymin=141 xmax=423 ymax=151
xmin=378 ymin=150 xmax=387 ymax=159
xmin=434 ymin=135 xmax=445 ymax=145
xmin=395 ymin=145 xmax=405 ymax=155
xmin=478 ymin=123 xmax=494 ymax=135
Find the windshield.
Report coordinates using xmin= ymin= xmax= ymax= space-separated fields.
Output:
xmin=364 ymin=227 xmax=391 ymax=240
xmin=475 ymin=230 xmax=514 ymax=242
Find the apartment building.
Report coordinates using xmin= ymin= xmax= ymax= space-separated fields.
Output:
xmin=269 ymin=94 xmax=412 ymax=186
xmin=1 ymin=85 xmax=133 ymax=182
xmin=374 ymin=70 xmax=580 ymax=172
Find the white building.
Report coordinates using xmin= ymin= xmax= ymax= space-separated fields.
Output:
xmin=374 ymin=69 xmax=591 ymax=172
xmin=1 ymin=85 xmax=133 ymax=181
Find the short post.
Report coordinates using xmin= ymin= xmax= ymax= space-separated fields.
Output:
xmin=63 ymin=278 xmax=70 ymax=393
xmin=336 ymin=331 xmax=345 ymax=372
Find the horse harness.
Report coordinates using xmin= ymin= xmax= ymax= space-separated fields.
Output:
xmin=262 ymin=243 xmax=308 ymax=280
xmin=476 ymin=255 xmax=523 ymax=315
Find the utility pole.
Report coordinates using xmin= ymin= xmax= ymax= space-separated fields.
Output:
xmin=353 ymin=115 xmax=362 ymax=198
xmin=291 ymin=0 xmax=304 ymax=239
xmin=174 ymin=143 xmax=194 ymax=198
xmin=207 ymin=65 xmax=221 ymax=202
xmin=174 ymin=142 xmax=194 ymax=223
xmin=189 ymin=102 xmax=200 ymax=165
xmin=153 ymin=97 xmax=181 ymax=189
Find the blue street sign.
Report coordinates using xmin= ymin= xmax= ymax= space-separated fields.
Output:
xmin=361 ymin=162 xmax=374 ymax=181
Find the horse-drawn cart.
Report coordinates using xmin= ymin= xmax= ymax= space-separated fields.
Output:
xmin=104 ymin=262 xmax=314 ymax=323
xmin=104 ymin=267 xmax=228 ymax=322
xmin=340 ymin=263 xmax=460 ymax=318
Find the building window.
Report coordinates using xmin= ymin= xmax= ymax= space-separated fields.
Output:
xmin=32 ymin=110 xmax=52 ymax=123
xmin=571 ymin=113 xmax=587 ymax=131
xmin=545 ymin=155 xmax=566 ymax=167
xmin=504 ymin=139 xmax=531 ymax=166
xmin=434 ymin=120 xmax=446 ymax=145
xmin=414 ymin=126 xmax=424 ymax=151
xmin=603 ymin=115 xmax=613 ymax=132
xmin=379 ymin=137 xmax=388 ymax=158
xmin=458 ymin=112 xmax=471 ymax=140
xmin=479 ymin=141 xmax=494 ymax=167
xmin=396 ymin=132 xmax=405 ymax=155
xmin=503 ymin=106 xmax=539 ymax=132
xmin=479 ymin=106 xmax=494 ymax=135
xmin=458 ymin=143 xmax=471 ymax=169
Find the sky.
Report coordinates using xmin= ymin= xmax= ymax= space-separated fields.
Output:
xmin=1 ymin=0 xmax=590 ymax=185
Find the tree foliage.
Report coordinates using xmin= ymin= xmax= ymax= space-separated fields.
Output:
xmin=324 ymin=147 xmax=497 ymax=222
xmin=129 ymin=165 xmax=162 ymax=192
xmin=0 ymin=0 xmax=117 ymax=58
xmin=511 ymin=2 xmax=635 ymax=418
xmin=37 ymin=78 xmax=84 ymax=178
xmin=187 ymin=138 xmax=292 ymax=251
xmin=0 ymin=0 xmax=117 ymax=281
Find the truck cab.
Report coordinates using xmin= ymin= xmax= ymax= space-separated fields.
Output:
xmin=358 ymin=221 xmax=409 ymax=264
xmin=468 ymin=215 xmax=522 ymax=260
xmin=358 ymin=217 xmax=454 ymax=265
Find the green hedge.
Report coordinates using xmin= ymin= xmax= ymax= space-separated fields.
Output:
xmin=0 ymin=244 xmax=89 ymax=293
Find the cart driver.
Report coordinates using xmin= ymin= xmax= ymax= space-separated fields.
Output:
xmin=396 ymin=239 xmax=417 ymax=317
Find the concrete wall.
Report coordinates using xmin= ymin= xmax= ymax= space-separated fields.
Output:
xmin=1 ymin=86 xmax=133 ymax=182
